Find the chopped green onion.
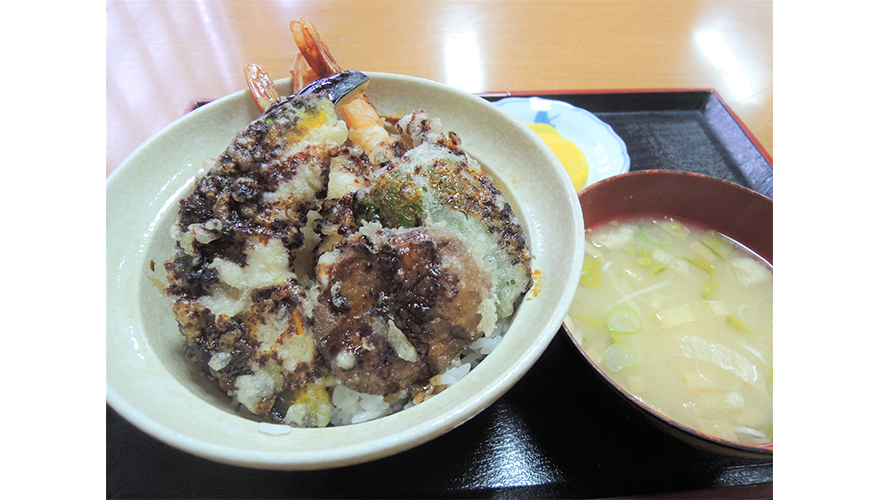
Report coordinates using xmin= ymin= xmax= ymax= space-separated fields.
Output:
xmin=579 ymin=256 xmax=602 ymax=288
xmin=701 ymin=276 xmax=719 ymax=299
xmin=649 ymin=262 xmax=666 ymax=275
xmin=606 ymin=308 xmax=641 ymax=334
xmin=689 ymin=241 xmax=718 ymax=262
xmin=660 ymin=219 xmax=690 ymax=239
xmin=571 ymin=312 xmax=604 ymax=329
xmin=608 ymin=220 xmax=619 ymax=227
xmin=702 ymin=230 xmax=733 ymax=259
xmin=637 ymin=256 xmax=652 ymax=266
xmin=644 ymin=224 xmax=674 ymax=246
xmin=727 ymin=315 xmax=753 ymax=334
xmin=684 ymin=255 xmax=714 ymax=274
xmin=604 ymin=343 xmax=639 ymax=372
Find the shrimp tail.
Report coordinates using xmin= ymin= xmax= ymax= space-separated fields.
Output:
xmin=290 ymin=52 xmax=319 ymax=92
xmin=243 ymin=62 xmax=281 ymax=113
xmin=290 ymin=19 xmax=341 ymax=78
xmin=288 ymin=19 xmax=403 ymax=165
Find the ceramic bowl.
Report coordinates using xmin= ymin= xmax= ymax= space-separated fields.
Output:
xmin=106 ymin=72 xmax=585 ymax=470
xmin=564 ymin=170 xmax=773 ymax=458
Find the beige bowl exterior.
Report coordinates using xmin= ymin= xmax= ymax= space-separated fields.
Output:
xmin=106 ymin=73 xmax=584 ymax=470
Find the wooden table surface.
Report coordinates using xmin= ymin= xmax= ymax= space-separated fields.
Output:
xmin=106 ymin=0 xmax=772 ymax=176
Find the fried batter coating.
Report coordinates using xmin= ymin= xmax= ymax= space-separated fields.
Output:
xmin=165 ymin=93 xmax=347 ymax=421
xmin=164 ymin=80 xmax=533 ymax=426
xmin=312 ymin=224 xmax=495 ymax=395
xmin=350 ymin=111 xmax=533 ymax=318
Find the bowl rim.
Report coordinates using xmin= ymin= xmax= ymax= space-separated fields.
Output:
xmin=106 ymin=71 xmax=585 ymax=469
xmin=586 ymin=169 xmax=772 ymax=200
xmin=565 ymin=170 xmax=773 ymax=458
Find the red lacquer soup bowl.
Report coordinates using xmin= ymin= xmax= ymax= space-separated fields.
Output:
xmin=564 ymin=170 xmax=773 ymax=459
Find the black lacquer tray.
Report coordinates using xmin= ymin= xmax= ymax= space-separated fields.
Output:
xmin=107 ymin=90 xmax=773 ymax=499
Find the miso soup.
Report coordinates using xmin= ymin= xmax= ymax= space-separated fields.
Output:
xmin=566 ymin=215 xmax=772 ymax=445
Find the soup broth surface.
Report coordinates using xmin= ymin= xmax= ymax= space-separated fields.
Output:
xmin=566 ymin=214 xmax=772 ymax=445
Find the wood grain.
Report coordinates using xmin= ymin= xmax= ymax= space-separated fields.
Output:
xmin=107 ymin=0 xmax=772 ymax=175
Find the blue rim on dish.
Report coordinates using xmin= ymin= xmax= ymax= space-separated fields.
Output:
xmin=494 ymin=97 xmax=630 ymax=188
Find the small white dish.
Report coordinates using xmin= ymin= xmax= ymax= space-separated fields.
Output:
xmin=106 ymin=72 xmax=584 ymax=470
xmin=494 ymin=96 xmax=630 ymax=188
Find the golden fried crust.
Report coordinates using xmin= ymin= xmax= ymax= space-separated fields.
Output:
xmin=164 ymin=93 xmax=532 ymax=423
xmin=214 ymin=94 xmax=335 ymax=174
xmin=165 ymin=95 xmax=342 ymax=417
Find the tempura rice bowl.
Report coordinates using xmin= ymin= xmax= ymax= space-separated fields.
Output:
xmin=106 ymin=73 xmax=584 ymax=470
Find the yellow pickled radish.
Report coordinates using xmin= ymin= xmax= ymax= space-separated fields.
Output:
xmin=527 ymin=123 xmax=562 ymax=136
xmin=527 ymin=123 xmax=589 ymax=189
xmin=535 ymin=131 xmax=589 ymax=190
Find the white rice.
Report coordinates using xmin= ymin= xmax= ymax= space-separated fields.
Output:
xmin=228 ymin=304 xmax=513 ymax=427
xmin=330 ymin=385 xmax=400 ymax=426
